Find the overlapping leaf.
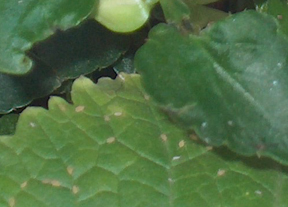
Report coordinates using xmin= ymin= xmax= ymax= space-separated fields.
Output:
xmin=0 ymin=0 xmax=96 ymax=75
xmin=135 ymin=11 xmax=288 ymax=165
xmin=0 ymin=74 xmax=288 ymax=206
xmin=0 ymin=20 xmax=129 ymax=114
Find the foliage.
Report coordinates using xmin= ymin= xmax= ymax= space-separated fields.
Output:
xmin=135 ymin=11 xmax=288 ymax=165
xmin=1 ymin=0 xmax=288 ymax=206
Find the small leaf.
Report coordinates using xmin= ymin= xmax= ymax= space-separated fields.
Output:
xmin=1 ymin=74 xmax=288 ymax=206
xmin=159 ymin=0 xmax=191 ymax=23
xmin=94 ymin=0 xmax=158 ymax=32
xmin=159 ymin=0 xmax=227 ymax=34
xmin=256 ymin=0 xmax=288 ymax=37
xmin=0 ymin=0 xmax=95 ymax=75
xmin=135 ymin=11 xmax=288 ymax=165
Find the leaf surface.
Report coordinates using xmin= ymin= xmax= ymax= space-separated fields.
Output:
xmin=0 ymin=114 xmax=19 ymax=135
xmin=256 ymin=0 xmax=288 ymax=36
xmin=135 ymin=11 xmax=288 ymax=165
xmin=0 ymin=0 xmax=95 ymax=75
xmin=0 ymin=74 xmax=288 ymax=206
xmin=0 ymin=21 xmax=129 ymax=114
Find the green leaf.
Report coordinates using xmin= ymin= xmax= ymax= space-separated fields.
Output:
xmin=159 ymin=0 xmax=227 ymax=34
xmin=1 ymin=73 xmax=288 ymax=206
xmin=94 ymin=0 xmax=158 ymax=33
xmin=159 ymin=0 xmax=191 ymax=23
xmin=0 ymin=0 xmax=95 ymax=75
xmin=0 ymin=20 xmax=129 ymax=114
xmin=135 ymin=11 xmax=288 ymax=165
xmin=0 ymin=114 xmax=19 ymax=135
xmin=256 ymin=0 xmax=288 ymax=37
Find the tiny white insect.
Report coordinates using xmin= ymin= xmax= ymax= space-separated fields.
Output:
xmin=42 ymin=179 xmax=61 ymax=187
xmin=29 ymin=122 xmax=36 ymax=127
xmin=51 ymin=180 xmax=61 ymax=187
xmin=9 ymin=198 xmax=15 ymax=207
xmin=178 ymin=140 xmax=185 ymax=148
xmin=72 ymin=185 xmax=79 ymax=194
xmin=255 ymin=190 xmax=262 ymax=195
xmin=75 ymin=105 xmax=85 ymax=112
xmin=217 ymin=169 xmax=226 ymax=176
xmin=172 ymin=156 xmax=181 ymax=161
xmin=21 ymin=181 xmax=28 ymax=189
xmin=168 ymin=178 xmax=173 ymax=183
xmin=104 ymin=115 xmax=110 ymax=122
xmin=114 ymin=112 xmax=122 ymax=116
xmin=107 ymin=137 xmax=116 ymax=144
xmin=58 ymin=104 xmax=66 ymax=112
xmin=67 ymin=166 xmax=74 ymax=175
xmin=160 ymin=134 xmax=167 ymax=142
xmin=144 ymin=94 xmax=150 ymax=101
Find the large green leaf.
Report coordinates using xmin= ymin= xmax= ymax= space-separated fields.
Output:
xmin=0 ymin=20 xmax=129 ymax=114
xmin=0 ymin=74 xmax=288 ymax=206
xmin=135 ymin=11 xmax=288 ymax=165
xmin=0 ymin=0 xmax=96 ymax=75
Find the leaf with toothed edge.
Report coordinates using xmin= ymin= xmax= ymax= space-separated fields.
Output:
xmin=0 ymin=73 xmax=288 ymax=206
xmin=135 ymin=11 xmax=288 ymax=166
xmin=0 ymin=20 xmax=130 ymax=114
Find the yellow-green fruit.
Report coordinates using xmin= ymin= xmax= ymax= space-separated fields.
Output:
xmin=95 ymin=0 xmax=157 ymax=33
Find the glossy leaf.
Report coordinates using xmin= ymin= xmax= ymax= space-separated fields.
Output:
xmin=0 ymin=0 xmax=95 ymax=75
xmin=0 ymin=74 xmax=288 ymax=206
xmin=135 ymin=11 xmax=288 ymax=165
xmin=0 ymin=20 xmax=129 ymax=114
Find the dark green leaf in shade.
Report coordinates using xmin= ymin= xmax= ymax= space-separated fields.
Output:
xmin=113 ymin=53 xmax=135 ymax=74
xmin=0 ymin=114 xmax=19 ymax=135
xmin=0 ymin=20 xmax=129 ymax=114
xmin=0 ymin=0 xmax=96 ymax=75
xmin=135 ymin=11 xmax=288 ymax=165
xmin=0 ymin=74 xmax=288 ymax=206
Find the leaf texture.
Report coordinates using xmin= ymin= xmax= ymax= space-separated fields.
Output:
xmin=0 ymin=74 xmax=288 ymax=206
xmin=135 ymin=11 xmax=288 ymax=165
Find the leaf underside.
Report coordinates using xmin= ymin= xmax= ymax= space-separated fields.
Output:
xmin=135 ymin=11 xmax=288 ymax=165
xmin=0 ymin=74 xmax=288 ymax=206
